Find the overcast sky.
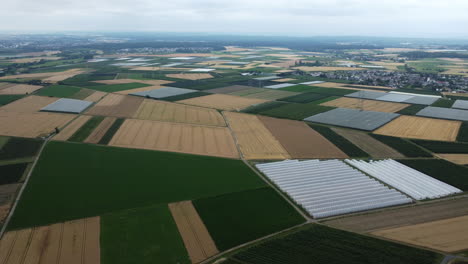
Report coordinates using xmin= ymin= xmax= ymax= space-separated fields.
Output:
xmin=1 ymin=0 xmax=467 ymax=38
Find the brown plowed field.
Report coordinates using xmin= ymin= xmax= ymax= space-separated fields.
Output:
xmin=53 ymin=115 xmax=92 ymax=141
xmin=179 ymin=94 xmax=267 ymax=111
xmin=372 ymin=215 xmax=468 ymax=252
xmin=321 ymin=97 xmax=409 ymax=113
xmin=0 ymin=96 xmax=58 ymax=113
xmin=86 ymin=94 xmax=143 ymax=118
xmin=166 ymin=73 xmax=213 ymax=80
xmin=94 ymin=79 xmax=173 ymax=86
xmin=259 ymin=116 xmax=347 ymax=159
xmin=84 ymin=117 xmax=117 ymax=144
xmin=0 ymin=217 xmax=100 ymax=264
xmin=437 ymin=154 xmax=468 ymax=165
xmin=324 ymin=197 xmax=468 ymax=233
xmin=169 ymin=201 xmax=219 ymax=263
xmin=0 ymin=84 xmax=43 ymax=95
xmin=0 ymin=111 xmax=75 ymax=138
xmin=332 ymin=127 xmax=404 ymax=158
xmin=84 ymin=91 xmax=107 ymax=102
xmin=374 ymin=116 xmax=461 ymax=142
xmin=206 ymin=85 xmax=253 ymax=94
xmin=133 ymin=99 xmax=226 ymax=126
xmin=224 ymin=112 xmax=290 ymax=160
xmin=109 ymin=119 xmax=239 ymax=158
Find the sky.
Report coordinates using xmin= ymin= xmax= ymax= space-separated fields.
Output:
xmin=1 ymin=0 xmax=467 ymax=38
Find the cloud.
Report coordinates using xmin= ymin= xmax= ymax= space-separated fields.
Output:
xmin=0 ymin=0 xmax=467 ymax=38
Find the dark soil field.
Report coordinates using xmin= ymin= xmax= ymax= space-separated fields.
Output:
xmin=0 ymin=137 xmax=43 ymax=160
xmin=0 ymin=163 xmax=29 ymax=185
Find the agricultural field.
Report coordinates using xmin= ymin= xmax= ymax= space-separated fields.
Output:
xmin=0 ymin=84 xmax=42 ymax=95
xmin=133 ymin=99 xmax=226 ymax=126
xmin=224 ymin=112 xmax=290 ymax=160
xmin=370 ymin=134 xmax=433 ymax=157
xmin=85 ymin=93 xmax=143 ymax=118
xmin=87 ymin=82 xmax=152 ymax=93
xmin=436 ymin=154 xmax=468 ymax=165
xmin=325 ymin=197 xmax=468 ymax=233
xmin=259 ymin=102 xmax=334 ymax=120
xmin=193 ymin=187 xmax=305 ymax=251
xmin=374 ymin=116 xmax=461 ymax=142
xmin=230 ymin=88 xmax=298 ymax=100
xmin=0 ymin=95 xmax=24 ymax=106
xmin=0 ymin=95 xmax=57 ymax=113
xmin=101 ymin=204 xmax=190 ymax=264
xmin=281 ymin=92 xmax=330 ymax=103
xmin=98 ymin=118 xmax=125 ymax=145
xmin=9 ymin=141 xmax=265 ymax=229
xmin=372 ymin=215 xmax=468 ymax=252
xmin=169 ymin=201 xmax=218 ymax=263
xmin=229 ymin=224 xmax=442 ymax=264
xmin=84 ymin=117 xmax=117 ymax=144
xmin=321 ymin=97 xmax=409 ymax=113
xmin=0 ymin=163 xmax=29 ymax=185
xmin=458 ymin=122 xmax=468 ymax=142
xmin=411 ymin=140 xmax=468 ymax=154
xmin=0 ymin=217 xmax=100 ymax=264
xmin=0 ymin=69 xmax=86 ymax=83
xmin=52 ymin=115 xmax=92 ymax=141
xmin=0 ymin=137 xmax=43 ymax=160
xmin=308 ymin=124 xmax=370 ymax=157
xmin=332 ymin=128 xmax=404 ymax=158
xmin=68 ymin=116 xmax=105 ymax=142
xmin=179 ymin=94 xmax=267 ymax=111
xmin=109 ymin=118 xmax=239 ymax=158
xmin=259 ymin=116 xmax=347 ymax=158
xmin=35 ymin=84 xmax=82 ymax=98
xmin=166 ymin=73 xmax=213 ymax=80
xmin=0 ymin=111 xmax=75 ymax=138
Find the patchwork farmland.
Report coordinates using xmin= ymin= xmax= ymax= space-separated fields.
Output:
xmin=1 ymin=42 xmax=468 ymax=264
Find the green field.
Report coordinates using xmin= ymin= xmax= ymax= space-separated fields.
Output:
xmin=397 ymin=104 xmax=426 ymax=115
xmin=68 ymin=116 xmax=104 ymax=142
xmin=242 ymin=101 xmax=289 ymax=114
xmin=280 ymin=92 xmax=330 ymax=103
xmin=431 ymin=98 xmax=455 ymax=108
xmin=101 ymin=204 xmax=190 ymax=264
xmin=0 ymin=137 xmax=43 ymax=160
xmin=0 ymin=94 xmax=24 ymax=106
xmin=397 ymin=159 xmax=468 ymax=191
xmin=98 ymin=118 xmax=125 ymax=145
xmin=231 ymin=224 xmax=442 ymax=264
xmin=35 ymin=85 xmax=82 ymax=98
xmin=193 ymin=187 xmax=304 ymax=251
xmin=411 ymin=139 xmax=468 ymax=153
xmin=308 ymin=124 xmax=369 ymax=157
xmin=87 ymin=82 xmax=151 ymax=92
xmin=458 ymin=122 xmax=468 ymax=142
xmin=163 ymin=91 xmax=210 ymax=102
xmin=259 ymin=102 xmax=334 ymax=120
xmin=0 ymin=136 xmax=9 ymax=149
xmin=370 ymin=134 xmax=432 ymax=157
xmin=9 ymin=141 xmax=265 ymax=229
xmin=0 ymin=163 xmax=29 ymax=185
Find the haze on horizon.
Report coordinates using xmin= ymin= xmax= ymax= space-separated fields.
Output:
xmin=1 ymin=0 xmax=467 ymax=39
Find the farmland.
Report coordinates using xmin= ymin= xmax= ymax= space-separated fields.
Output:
xmin=68 ymin=116 xmax=105 ymax=142
xmin=411 ymin=140 xmax=468 ymax=153
xmin=259 ymin=116 xmax=348 ymax=158
xmin=0 ymin=163 xmax=29 ymax=184
xmin=259 ymin=102 xmax=334 ymax=120
xmin=0 ymin=95 xmax=24 ymax=106
xmin=9 ymin=141 xmax=265 ymax=229
xmin=84 ymin=116 xmax=117 ymax=144
xmin=308 ymin=124 xmax=369 ymax=157
xmin=101 ymin=204 xmax=190 ymax=264
xmin=374 ymin=116 xmax=461 ymax=142
xmin=224 ymin=112 xmax=290 ymax=160
xmin=370 ymin=134 xmax=433 ymax=157
xmin=372 ymin=216 xmax=468 ymax=252
xmin=133 ymin=99 xmax=226 ymax=126
xmin=35 ymin=84 xmax=82 ymax=98
xmin=179 ymin=94 xmax=267 ymax=111
xmin=109 ymin=118 xmax=239 ymax=158
xmin=85 ymin=93 xmax=143 ymax=118
xmin=0 ymin=84 xmax=42 ymax=95
xmin=193 ymin=187 xmax=305 ymax=250
xmin=0 ymin=95 xmax=57 ymax=113
xmin=0 ymin=137 xmax=43 ymax=160
xmin=230 ymin=224 xmax=442 ymax=264
xmin=0 ymin=217 xmax=100 ymax=264
xmin=321 ymin=97 xmax=409 ymax=113
xmin=52 ymin=115 xmax=91 ymax=141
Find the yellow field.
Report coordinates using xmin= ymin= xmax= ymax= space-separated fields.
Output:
xmin=9 ymin=56 xmax=61 ymax=63
xmin=166 ymin=73 xmax=213 ymax=80
xmin=0 ymin=95 xmax=57 ymax=113
xmin=83 ymin=91 xmax=107 ymax=102
xmin=321 ymin=97 xmax=409 ymax=113
xmin=179 ymin=94 xmax=267 ymax=111
xmin=372 ymin=215 xmax=468 ymax=252
xmin=93 ymin=79 xmax=173 ymax=86
xmin=0 ymin=84 xmax=43 ymax=95
xmin=0 ymin=69 xmax=85 ymax=83
xmin=115 ymin=85 xmax=163 ymax=95
xmin=374 ymin=116 xmax=461 ymax=142
xmin=52 ymin=115 xmax=92 ymax=141
xmin=0 ymin=111 xmax=75 ymax=138
xmin=224 ymin=112 xmax=290 ymax=160
xmin=133 ymin=99 xmax=226 ymax=126
xmin=436 ymin=154 xmax=468 ymax=165
xmin=273 ymin=78 xmax=296 ymax=82
xmin=368 ymin=61 xmax=405 ymax=70
xmin=109 ymin=119 xmax=239 ymax=158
